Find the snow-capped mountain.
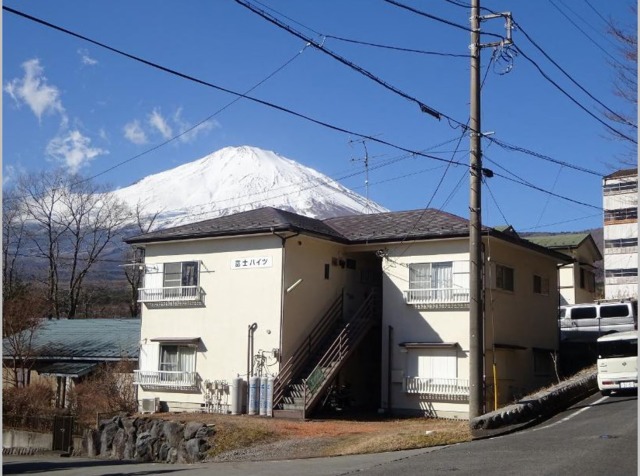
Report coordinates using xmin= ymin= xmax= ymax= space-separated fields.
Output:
xmin=112 ymin=146 xmax=388 ymax=229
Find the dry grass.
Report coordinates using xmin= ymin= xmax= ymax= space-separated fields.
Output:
xmin=157 ymin=412 xmax=472 ymax=460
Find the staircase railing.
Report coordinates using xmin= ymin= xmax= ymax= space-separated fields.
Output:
xmin=273 ymin=292 xmax=344 ymax=407
xmin=301 ymin=291 xmax=376 ymax=416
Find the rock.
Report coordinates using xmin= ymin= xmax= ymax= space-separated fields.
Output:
xmin=100 ymin=420 xmax=120 ymax=456
xmin=112 ymin=428 xmax=126 ymax=459
xmin=163 ymin=421 xmax=184 ymax=448
xmin=135 ymin=432 xmax=157 ymax=462
xmin=183 ymin=421 xmax=205 ymax=440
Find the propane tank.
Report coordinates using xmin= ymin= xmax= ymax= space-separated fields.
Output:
xmin=248 ymin=376 xmax=260 ymax=415
xmin=259 ymin=376 xmax=268 ymax=416
xmin=266 ymin=376 xmax=274 ymax=417
xmin=230 ymin=377 xmax=243 ymax=415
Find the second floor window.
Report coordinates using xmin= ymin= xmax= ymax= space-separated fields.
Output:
xmin=495 ymin=264 xmax=515 ymax=292
xmin=409 ymin=262 xmax=453 ymax=290
xmin=163 ymin=261 xmax=199 ymax=288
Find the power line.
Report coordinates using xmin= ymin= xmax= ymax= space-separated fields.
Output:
xmin=384 ymin=0 xmax=503 ymax=41
xmin=234 ymin=0 xmax=445 ymax=120
xmin=324 ymin=35 xmax=470 ymax=58
xmin=548 ymin=0 xmax=624 ymax=68
xmin=251 ymin=0 xmax=470 ymax=58
xmin=85 ymin=45 xmax=311 ymax=184
xmin=515 ymin=20 xmax=634 ymax=128
xmin=3 ymin=6 xmax=469 ymax=168
xmin=511 ymin=42 xmax=637 ymax=144
xmin=486 ymin=136 xmax=605 ymax=176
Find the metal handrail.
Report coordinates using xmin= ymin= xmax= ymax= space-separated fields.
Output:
xmin=403 ymin=287 xmax=470 ymax=304
xmin=273 ymin=293 xmax=343 ymax=406
xmin=301 ymin=293 xmax=376 ymax=413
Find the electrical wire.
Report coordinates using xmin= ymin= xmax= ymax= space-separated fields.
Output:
xmin=324 ymin=35 xmax=470 ymax=58
xmin=234 ymin=0 xmax=444 ymax=120
xmin=85 ymin=45 xmax=312 ymax=184
xmin=512 ymin=43 xmax=637 ymax=144
xmin=384 ymin=0 xmax=503 ymax=41
xmin=548 ymin=0 xmax=625 ymax=68
xmin=2 ymin=6 xmax=469 ymax=170
xmin=515 ymin=20 xmax=635 ymax=128
xmin=486 ymin=137 xmax=605 ymax=177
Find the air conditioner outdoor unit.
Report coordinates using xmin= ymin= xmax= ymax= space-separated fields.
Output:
xmin=141 ymin=397 xmax=159 ymax=414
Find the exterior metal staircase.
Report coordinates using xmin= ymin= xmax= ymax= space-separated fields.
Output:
xmin=273 ymin=291 xmax=378 ymax=419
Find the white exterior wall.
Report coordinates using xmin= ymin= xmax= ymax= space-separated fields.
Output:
xmin=380 ymin=236 xmax=561 ymax=418
xmin=603 ymin=173 xmax=638 ymax=300
xmin=138 ymin=234 xmax=283 ymax=411
xmin=558 ymin=264 xmax=576 ymax=305
xmin=381 ymin=239 xmax=470 ymax=419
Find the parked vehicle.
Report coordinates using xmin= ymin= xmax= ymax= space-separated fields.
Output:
xmin=596 ymin=331 xmax=638 ymax=396
xmin=558 ymin=299 xmax=637 ymax=342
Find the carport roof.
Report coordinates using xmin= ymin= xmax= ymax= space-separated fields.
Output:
xmin=2 ymin=318 xmax=141 ymax=361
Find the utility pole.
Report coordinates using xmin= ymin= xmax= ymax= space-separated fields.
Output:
xmin=468 ymin=0 xmax=484 ymax=421
xmin=468 ymin=2 xmax=513 ymax=422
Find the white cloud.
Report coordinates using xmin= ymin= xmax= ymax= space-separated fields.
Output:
xmin=4 ymin=58 xmax=66 ymax=122
xmin=123 ymin=120 xmax=148 ymax=145
xmin=173 ymin=107 xmax=218 ymax=143
xmin=148 ymin=109 xmax=173 ymax=139
xmin=78 ymin=48 xmax=98 ymax=66
xmin=46 ymin=130 xmax=108 ymax=174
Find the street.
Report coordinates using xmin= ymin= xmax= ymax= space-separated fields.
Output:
xmin=4 ymin=392 xmax=637 ymax=476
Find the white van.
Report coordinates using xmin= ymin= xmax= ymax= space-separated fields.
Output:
xmin=597 ymin=331 xmax=638 ymax=396
xmin=559 ymin=300 xmax=637 ymax=342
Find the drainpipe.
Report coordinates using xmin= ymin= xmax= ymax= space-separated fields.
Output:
xmin=273 ymin=230 xmax=300 ymax=363
xmin=247 ymin=323 xmax=258 ymax=379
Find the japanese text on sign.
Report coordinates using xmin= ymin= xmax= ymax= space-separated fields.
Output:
xmin=231 ymin=256 xmax=273 ymax=269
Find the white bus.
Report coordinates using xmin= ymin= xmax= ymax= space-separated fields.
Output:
xmin=597 ymin=331 xmax=638 ymax=396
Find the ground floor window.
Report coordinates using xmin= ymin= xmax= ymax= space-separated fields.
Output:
xmin=159 ymin=345 xmax=196 ymax=373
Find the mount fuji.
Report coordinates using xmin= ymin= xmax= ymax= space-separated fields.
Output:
xmin=112 ymin=146 xmax=388 ymax=230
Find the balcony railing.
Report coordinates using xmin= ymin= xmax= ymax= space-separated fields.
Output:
xmin=403 ymin=377 xmax=469 ymax=399
xmin=138 ymin=286 xmax=203 ymax=304
xmin=134 ymin=370 xmax=198 ymax=389
xmin=403 ymin=288 xmax=470 ymax=308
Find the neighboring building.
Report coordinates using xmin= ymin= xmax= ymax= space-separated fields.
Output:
xmin=2 ymin=318 xmax=141 ymax=408
xmin=603 ymin=168 xmax=638 ymax=300
xmin=526 ymin=233 xmax=602 ymax=305
xmin=125 ymin=207 xmax=570 ymax=419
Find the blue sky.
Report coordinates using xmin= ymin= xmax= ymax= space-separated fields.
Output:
xmin=3 ymin=0 xmax=637 ymax=232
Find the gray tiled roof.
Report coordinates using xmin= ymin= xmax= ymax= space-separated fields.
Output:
xmin=126 ymin=207 xmax=347 ymax=244
xmin=323 ymin=209 xmax=470 ymax=243
xmin=123 ymin=206 xmax=571 ymax=263
xmin=2 ymin=318 xmax=141 ymax=361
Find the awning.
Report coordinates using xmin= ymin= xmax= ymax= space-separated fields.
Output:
xmin=150 ymin=337 xmax=201 ymax=345
xmin=37 ymin=362 xmax=98 ymax=378
xmin=399 ymin=342 xmax=459 ymax=349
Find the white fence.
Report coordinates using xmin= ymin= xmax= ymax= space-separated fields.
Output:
xmin=403 ymin=377 xmax=469 ymax=399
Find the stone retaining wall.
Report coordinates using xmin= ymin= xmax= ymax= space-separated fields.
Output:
xmin=83 ymin=416 xmax=215 ymax=463
xmin=471 ymin=370 xmax=597 ymax=437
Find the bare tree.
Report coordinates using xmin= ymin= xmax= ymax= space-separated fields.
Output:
xmin=605 ymin=4 xmax=637 ymax=162
xmin=15 ymin=170 xmax=131 ymax=318
xmin=123 ymin=202 xmax=160 ymax=317
xmin=2 ymin=188 xmax=28 ymax=299
xmin=2 ymin=293 xmax=46 ymax=387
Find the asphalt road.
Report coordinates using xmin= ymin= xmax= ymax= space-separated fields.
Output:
xmin=4 ymin=392 xmax=637 ymax=476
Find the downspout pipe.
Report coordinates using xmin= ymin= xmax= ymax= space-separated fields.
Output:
xmin=247 ymin=323 xmax=258 ymax=379
xmin=272 ymin=230 xmax=300 ymax=363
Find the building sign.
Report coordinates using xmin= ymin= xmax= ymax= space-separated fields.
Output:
xmin=231 ymin=256 xmax=273 ymax=269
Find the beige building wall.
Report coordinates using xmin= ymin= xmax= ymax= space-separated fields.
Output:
xmin=138 ymin=234 xmax=284 ymax=411
xmin=380 ymin=238 xmax=471 ymax=419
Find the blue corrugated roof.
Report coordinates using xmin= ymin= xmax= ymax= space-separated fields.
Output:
xmin=3 ymin=318 xmax=141 ymax=361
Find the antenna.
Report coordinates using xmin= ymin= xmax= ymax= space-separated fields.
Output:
xmin=348 ymin=137 xmax=377 ymax=213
